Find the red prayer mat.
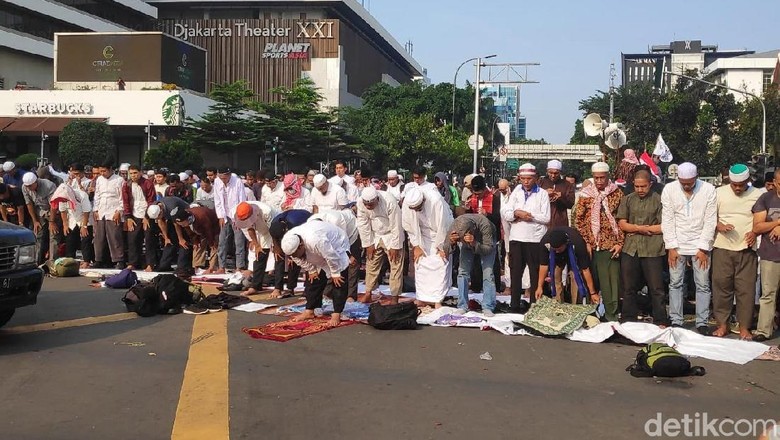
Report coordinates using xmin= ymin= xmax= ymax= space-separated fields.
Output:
xmin=242 ymin=317 xmax=359 ymax=342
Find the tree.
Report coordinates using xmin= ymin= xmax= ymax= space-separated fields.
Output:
xmin=143 ymin=139 xmax=203 ymax=171
xmin=251 ymin=78 xmax=340 ymax=169
xmin=182 ymin=81 xmax=263 ymax=160
xmin=58 ymin=120 xmax=114 ymax=166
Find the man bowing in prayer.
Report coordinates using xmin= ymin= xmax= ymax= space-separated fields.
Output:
xmin=402 ymin=187 xmax=454 ymax=308
xmin=282 ymin=221 xmax=351 ymax=327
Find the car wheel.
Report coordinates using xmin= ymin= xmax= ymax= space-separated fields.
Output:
xmin=0 ymin=309 xmax=15 ymax=328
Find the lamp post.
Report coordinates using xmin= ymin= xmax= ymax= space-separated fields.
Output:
xmin=451 ymin=54 xmax=496 ymax=132
xmin=664 ymin=70 xmax=766 ymax=156
xmin=146 ymin=120 xmax=153 ymax=151
xmin=489 ymin=115 xmax=502 ymax=184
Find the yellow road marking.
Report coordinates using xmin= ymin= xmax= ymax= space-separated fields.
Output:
xmin=171 ymin=312 xmax=229 ymax=440
xmin=1 ymin=312 xmax=138 ymax=335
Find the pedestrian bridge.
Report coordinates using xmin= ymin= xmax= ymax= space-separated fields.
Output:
xmin=505 ymin=144 xmax=602 ymax=161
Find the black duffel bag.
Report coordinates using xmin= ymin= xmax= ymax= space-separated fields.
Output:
xmin=368 ymin=302 xmax=420 ymax=330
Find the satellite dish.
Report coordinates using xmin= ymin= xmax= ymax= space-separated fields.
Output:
xmin=583 ymin=113 xmax=607 ymax=137
xmin=604 ymin=123 xmax=627 ymax=150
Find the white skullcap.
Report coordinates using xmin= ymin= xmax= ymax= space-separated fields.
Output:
xmin=119 ymin=163 xmax=130 ymax=172
xmin=22 ymin=172 xmax=37 ymax=186
xmin=728 ymin=164 xmax=750 ymax=183
xmin=281 ymin=232 xmax=302 ymax=255
xmin=518 ymin=163 xmax=536 ymax=176
xmin=361 ymin=186 xmax=378 ymax=202
xmin=313 ymin=174 xmax=327 ymax=188
xmin=404 ymin=187 xmax=424 ymax=208
xmin=178 ymin=172 xmax=188 ymax=181
xmin=464 ymin=174 xmax=476 ymax=186
xmin=146 ymin=170 xmax=155 ymax=177
xmin=2 ymin=161 xmax=14 ymax=172
xmin=387 ymin=170 xmax=398 ymax=178
xmin=677 ymin=162 xmax=697 ymax=179
xmin=147 ymin=204 xmax=162 ymax=220
xmin=547 ymin=160 xmax=563 ymax=171
xmin=591 ymin=162 xmax=610 ymax=173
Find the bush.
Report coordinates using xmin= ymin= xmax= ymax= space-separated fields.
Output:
xmin=143 ymin=139 xmax=203 ymax=172
xmin=58 ymin=120 xmax=114 ymax=167
xmin=13 ymin=153 xmax=39 ymax=170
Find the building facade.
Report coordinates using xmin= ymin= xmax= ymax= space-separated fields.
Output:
xmin=705 ymin=50 xmax=779 ymax=102
xmin=150 ymin=0 xmax=424 ymax=108
xmin=480 ymin=83 xmax=526 ymax=142
xmin=0 ymin=0 xmax=156 ymax=90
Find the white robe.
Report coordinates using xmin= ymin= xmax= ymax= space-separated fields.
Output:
xmin=401 ymin=188 xmax=454 ymax=303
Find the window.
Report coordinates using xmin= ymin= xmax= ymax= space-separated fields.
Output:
xmin=764 ymin=71 xmax=773 ymax=93
xmin=51 ymin=0 xmax=154 ymax=30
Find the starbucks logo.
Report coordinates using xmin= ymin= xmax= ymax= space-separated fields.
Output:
xmin=161 ymin=95 xmax=184 ymax=125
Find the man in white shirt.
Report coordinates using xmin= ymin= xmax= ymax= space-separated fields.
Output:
xmin=357 ymin=187 xmax=404 ymax=303
xmin=153 ymin=169 xmax=169 ymax=200
xmin=282 ymin=221 xmax=351 ymax=327
xmin=500 ymin=163 xmax=550 ymax=312
xmin=54 ymin=183 xmax=92 ymax=267
xmin=122 ymin=165 xmax=156 ymax=271
xmin=401 ymin=166 xmax=436 ymax=200
xmin=93 ymin=160 xmax=126 ymax=269
xmin=195 ymin=177 xmax=215 ymax=208
xmin=330 ymin=160 xmax=355 ymax=186
xmin=337 ymin=176 xmax=360 ymax=204
xmin=711 ymin=164 xmax=761 ymax=340
xmin=661 ymin=162 xmax=717 ymax=333
xmin=234 ymin=201 xmax=279 ymax=296
xmin=309 ymin=208 xmax=361 ymax=301
xmin=402 ymin=187 xmax=454 ymax=308
xmin=214 ymin=166 xmax=248 ymax=272
xmin=260 ymin=174 xmax=284 ymax=210
xmin=495 ymin=178 xmax=513 ymax=295
xmin=385 ymin=170 xmax=404 ymax=201
xmin=311 ymin=174 xmax=348 ymax=213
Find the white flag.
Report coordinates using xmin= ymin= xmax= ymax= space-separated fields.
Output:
xmin=653 ymin=133 xmax=673 ymax=163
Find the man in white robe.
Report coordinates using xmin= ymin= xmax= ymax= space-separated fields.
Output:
xmin=401 ymin=187 xmax=454 ymax=307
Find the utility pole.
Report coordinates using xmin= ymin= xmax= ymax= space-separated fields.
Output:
xmin=472 ymin=59 xmax=482 ymax=175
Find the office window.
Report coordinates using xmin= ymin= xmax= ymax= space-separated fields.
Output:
xmin=0 ymin=1 xmax=85 ymax=40
xmin=764 ymin=71 xmax=773 ymax=92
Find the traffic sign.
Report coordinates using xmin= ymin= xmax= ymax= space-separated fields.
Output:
xmin=468 ymin=134 xmax=485 ymax=150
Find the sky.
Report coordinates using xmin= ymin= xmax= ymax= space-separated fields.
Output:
xmin=366 ymin=0 xmax=780 ymax=144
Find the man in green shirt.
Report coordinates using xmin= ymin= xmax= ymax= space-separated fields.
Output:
xmin=616 ymin=170 xmax=669 ymax=326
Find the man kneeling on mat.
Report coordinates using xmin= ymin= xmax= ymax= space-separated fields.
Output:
xmin=281 ymin=221 xmax=351 ymax=327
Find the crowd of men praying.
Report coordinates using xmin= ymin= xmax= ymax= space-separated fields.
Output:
xmin=0 ymin=153 xmax=778 ymax=336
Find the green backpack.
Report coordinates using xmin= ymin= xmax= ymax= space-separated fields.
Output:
xmin=50 ymin=257 xmax=80 ymax=277
xmin=626 ymin=343 xmax=706 ymax=378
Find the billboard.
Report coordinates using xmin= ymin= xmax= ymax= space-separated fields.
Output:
xmin=55 ymin=33 xmax=206 ymax=92
xmin=161 ymin=36 xmax=207 ymax=93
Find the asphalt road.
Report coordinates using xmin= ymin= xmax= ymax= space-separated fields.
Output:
xmin=1 ymin=277 xmax=778 ymax=440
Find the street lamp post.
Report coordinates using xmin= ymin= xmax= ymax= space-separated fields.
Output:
xmin=664 ymin=70 xmax=766 ymax=156
xmin=451 ymin=55 xmax=496 ymax=132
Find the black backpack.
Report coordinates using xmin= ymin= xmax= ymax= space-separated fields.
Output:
xmin=626 ymin=343 xmax=706 ymax=378
xmin=151 ymin=274 xmax=198 ymax=313
xmin=122 ymin=283 xmax=162 ymax=317
xmin=368 ymin=302 xmax=419 ymax=330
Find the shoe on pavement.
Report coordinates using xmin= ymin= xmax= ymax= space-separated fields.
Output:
xmin=183 ymin=305 xmax=208 ymax=315
xmin=482 ymin=309 xmax=495 ymax=318
xmin=697 ymin=326 xmax=709 ymax=336
xmin=452 ymin=308 xmax=467 ymax=315
xmin=753 ymin=334 xmax=768 ymax=343
xmin=114 ymin=262 xmax=127 ymax=270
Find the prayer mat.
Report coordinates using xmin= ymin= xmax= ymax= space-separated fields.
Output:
xmin=521 ymin=296 xmax=596 ymax=336
xmin=242 ymin=317 xmax=359 ymax=342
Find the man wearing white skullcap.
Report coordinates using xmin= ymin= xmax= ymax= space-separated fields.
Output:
xmin=402 ymin=186 xmax=454 ymax=307
xmin=147 ymin=196 xmax=193 ymax=273
xmin=710 ymin=163 xmax=761 ymax=339
xmin=308 ymin=209 xmax=361 ymax=300
xmin=385 ymin=170 xmax=404 ymax=200
xmin=21 ymin=171 xmax=58 ymax=264
xmin=753 ymin=167 xmax=780 ymax=341
xmin=540 ymin=159 xmax=575 ymax=228
xmin=2 ymin=161 xmax=25 ymax=188
xmin=573 ymin=161 xmax=624 ymax=320
xmin=661 ymin=162 xmax=717 ymax=333
xmin=283 ymin=221 xmax=351 ymax=327
xmin=501 ymin=162 xmax=550 ymax=311
xmin=357 ymin=185 xmax=404 ymax=302
xmin=93 ymin=160 xmax=126 ymax=269
xmin=311 ymin=173 xmax=348 ymax=213
xmin=118 ymin=163 xmax=130 ymax=182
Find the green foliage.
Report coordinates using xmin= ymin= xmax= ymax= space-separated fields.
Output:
xmin=14 ymin=153 xmax=39 ymax=170
xmin=143 ymin=139 xmax=203 ymax=171
xmin=574 ymin=74 xmax=780 ymax=176
xmin=58 ymin=120 xmax=114 ymax=166
xmin=339 ymin=80 xmax=497 ymax=175
xmin=181 ymin=81 xmax=263 ymax=158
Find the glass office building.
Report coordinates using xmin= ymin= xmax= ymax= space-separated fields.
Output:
xmin=481 ymin=83 xmax=525 ymax=142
